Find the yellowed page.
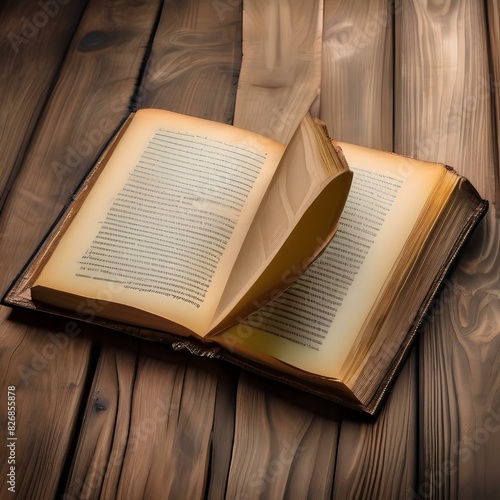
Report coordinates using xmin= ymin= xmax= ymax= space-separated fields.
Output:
xmin=212 ymin=114 xmax=351 ymax=327
xmin=33 ymin=109 xmax=285 ymax=336
xmin=220 ymin=143 xmax=447 ymax=376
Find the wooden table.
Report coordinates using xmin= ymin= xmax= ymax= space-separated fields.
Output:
xmin=1 ymin=1 xmax=499 ymax=498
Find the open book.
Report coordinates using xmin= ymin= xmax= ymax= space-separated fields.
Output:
xmin=3 ymin=109 xmax=487 ymax=414
xmin=26 ymin=109 xmax=352 ymax=334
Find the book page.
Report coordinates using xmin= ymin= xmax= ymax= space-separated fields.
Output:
xmin=33 ymin=109 xmax=285 ymax=335
xmin=219 ymin=143 xmax=447 ymax=376
xmin=212 ymin=114 xmax=351 ymax=329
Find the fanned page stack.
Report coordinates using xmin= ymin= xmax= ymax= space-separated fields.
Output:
xmin=3 ymin=109 xmax=487 ymax=414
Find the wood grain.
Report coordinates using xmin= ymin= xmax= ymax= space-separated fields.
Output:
xmin=0 ymin=0 xmax=162 ymax=296
xmin=233 ymin=0 xmax=323 ymax=143
xmin=395 ymin=0 xmax=494 ymax=201
xmin=207 ymin=364 xmax=239 ymax=500
xmin=0 ymin=309 xmax=91 ymax=498
xmin=64 ymin=337 xmax=219 ymax=499
xmin=63 ymin=336 xmax=138 ymax=500
xmin=137 ymin=0 xmax=242 ymax=124
xmin=0 ymin=0 xmax=162 ymax=497
xmin=1 ymin=0 xmax=500 ymax=497
xmin=0 ymin=0 xmax=87 ymax=211
xmin=332 ymin=352 xmax=418 ymax=499
xmin=114 ymin=346 xmax=217 ymax=499
xmin=320 ymin=0 xmax=393 ymax=150
xmin=486 ymin=0 xmax=500 ymax=214
xmin=395 ymin=0 xmax=500 ymax=497
xmin=226 ymin=373 xmax=340 ymax=499
xmin=65 ymin=1 xmax=245 ymax=497
xmin=320 ymin=2 xmax=419 ymax=496
xmin=226 ymin=3 xmax=343 ymax=497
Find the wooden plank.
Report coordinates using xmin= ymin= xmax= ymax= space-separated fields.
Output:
xmin=225 ymin=3 xmax=342 ymax=497
xmin=0 ymin=0 xmax=162 ymax=497
xmin=62 ymin=336 xmax=138 ymax=499
xmin=332 ymin=352 xmax=418 ymax=499
xmin=320 ymin=0 xmax=393 ymax=150
xmin=394 ymin=0 xmax=500 ymax=497
xmin=0 ymin=308 xmax=92 ymax=498
xmin=207 ymin=364 xmax=239 ymax=500
xmin=319 ymin=1 xmax=419 ymax=496
xmin=416 ymin=277 xmax=500 ymax=499
xmin=486 ymin=0 xmax=500 ymax=215
xmin=233 ymin=0 xmax=323 ymax=143
xmin=117 ymin=347 xmax=217 ymax=499
xmin=394 ymin=0 xmax=494 ymax=201
xmin=65 ymin=1 xmax=244 ymax=497
xmin=225 ymin=373 xmax=339 ymax=499
xmin=0 ymin=0 xmax=162 ymax=296
xmin=66 ymin=344 xmax=230 ymax=499
xmin=137 ymin=0 xmax=242 ymax=124
xmin=132 ymin=0 xmax=244 ymax=492
xmin=0 ymin=0 xmax=87 ymax=211
xmin=66 ymin=341 xmax=218 ymax=499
